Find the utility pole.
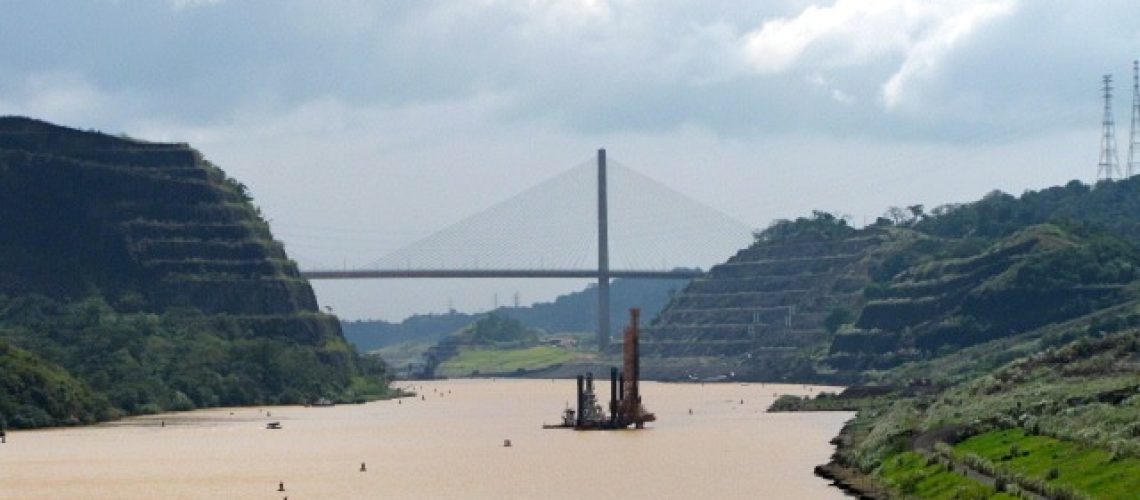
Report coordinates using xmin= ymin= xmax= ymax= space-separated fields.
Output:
xmin=1129 ymin=61 xmax=1140 ymax=178
xmin=597 ymin=148 xmax=611 ymax=351
xmin=1098 ymin=74 xmax=1122 ymax=182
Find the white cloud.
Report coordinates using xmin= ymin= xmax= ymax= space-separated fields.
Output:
xmin=739 ymin=0 xmax=1018 ymax=108
xmin=742 ymin=2 xmax=872 ymax=73
xmin=881 ymin=0 xmax=1017 ymax=109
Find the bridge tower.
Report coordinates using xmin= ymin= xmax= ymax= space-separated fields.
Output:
xmin=596 ymin=148 xmax=611 ymax=350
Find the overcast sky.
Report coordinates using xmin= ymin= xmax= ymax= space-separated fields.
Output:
xmin=3 ymin=1 xmax=1139 ymax=320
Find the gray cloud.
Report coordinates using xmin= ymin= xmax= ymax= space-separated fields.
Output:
xmin=4 ymin=1 xmax=1137 ymax=141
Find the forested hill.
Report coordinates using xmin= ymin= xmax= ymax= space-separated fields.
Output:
xmin=0 ymin=117 xmax=390 ymax=429
xmin=343 ymin=277 xmax=687 ymax=352
xmin=644 ymin=177 xmax=1140 ymax=382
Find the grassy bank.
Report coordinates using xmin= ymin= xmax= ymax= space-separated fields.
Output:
xmin=877 ymin=451 xmax=1016 ymax=499
xmin=436 ymin=346 xmax=592 ymax=377
xmin=776 ymin=344 xmax=1139 ymax=498
xmin=954 ymin=428 xmax=1140 ymax=499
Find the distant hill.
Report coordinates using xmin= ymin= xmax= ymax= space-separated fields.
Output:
xmin=342 ymin=276 xmax=687 ymax=352
xmin=0 ymin=117 xmax=391 ymax=428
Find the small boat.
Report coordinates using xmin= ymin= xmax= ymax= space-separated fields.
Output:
xmin=266 ymin=422 xmax=282 ymax=430
xmin=541 ymin=408 xmax=577 ymax=429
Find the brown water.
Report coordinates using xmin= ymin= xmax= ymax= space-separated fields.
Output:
xmin=1 ymin=379 xmax=852 ymax=499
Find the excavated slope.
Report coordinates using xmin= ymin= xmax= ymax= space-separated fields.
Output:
xmin=0 ymin=116 xmax=338 ymax=344
xmin=640 ymin=227 xmax=909 ymax=381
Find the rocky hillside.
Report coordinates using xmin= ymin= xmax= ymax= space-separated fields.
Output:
xmin=0 ymin=117 xmax=390 ymax=428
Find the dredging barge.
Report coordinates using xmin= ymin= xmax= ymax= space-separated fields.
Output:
xmin=544 ymin=308 xmax=656 ymax=430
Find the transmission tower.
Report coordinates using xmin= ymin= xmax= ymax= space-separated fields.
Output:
xmin=1129 ymin=61 xmax=1140 ymax=178
xmin=1098 ymin=74 xmax=1122 ymax=182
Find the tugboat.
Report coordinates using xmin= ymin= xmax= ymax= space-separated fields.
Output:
xmin=543 ymin=407 xmax=577 ymax=429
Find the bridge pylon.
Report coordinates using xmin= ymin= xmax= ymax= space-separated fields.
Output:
xmin=597 ymin=148 xmax=610 ymax=351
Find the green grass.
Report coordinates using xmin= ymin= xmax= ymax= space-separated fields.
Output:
xmin=437 ymin=346 xmax=588 ymax=377
xmin=877 ymin=451 xmax=1017 ymax=499
xmin=956 ymin=428 xmax=1140 ymax=499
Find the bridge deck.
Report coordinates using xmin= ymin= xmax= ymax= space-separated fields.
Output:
xmin=300 ymin=269 xmax=704 ymax=280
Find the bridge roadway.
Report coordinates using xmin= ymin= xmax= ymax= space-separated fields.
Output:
xmin=300 ymin=268 xmax=704 ymax=280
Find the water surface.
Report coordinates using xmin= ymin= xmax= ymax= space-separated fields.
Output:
xmin=1 ymin=379 xmax=852 ymax=499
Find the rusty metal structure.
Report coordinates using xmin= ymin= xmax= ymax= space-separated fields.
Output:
xmin=544 ymin=308 xmax=656 ymax=430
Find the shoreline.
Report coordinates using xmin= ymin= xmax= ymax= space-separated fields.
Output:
xmin=814 ymin=462 xmax=890 ymax=500
xmin=811 ymin=418 xmax=891 ymax=500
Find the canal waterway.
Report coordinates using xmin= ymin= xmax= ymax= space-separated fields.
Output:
xmin=1 ymin=379 xmax=852 ymax=499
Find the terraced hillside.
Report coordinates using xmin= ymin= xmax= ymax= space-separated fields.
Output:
xmin=829 ymin=224 xmax=1139 ymax=373
xmin=0 ymin=117 xmax=315 ymax=316
xmin=0 ymin=117 xmax=389 ymax=428
xmin=640 ymin=213 xmax=910 ymax=381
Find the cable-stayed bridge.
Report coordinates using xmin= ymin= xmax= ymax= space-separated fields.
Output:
xmin=299 ymin=150 xmax=753 ymax=347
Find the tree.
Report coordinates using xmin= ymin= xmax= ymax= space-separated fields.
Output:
xmin=885 ymin=206 xmax=909 ymax=225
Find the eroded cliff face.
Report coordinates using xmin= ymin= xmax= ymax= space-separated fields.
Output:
xmin=0 ymin=117 xmax=386 ymax=428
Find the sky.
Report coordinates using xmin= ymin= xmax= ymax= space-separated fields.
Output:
xmin=3 ymin=0 xmax=1139 ymax=320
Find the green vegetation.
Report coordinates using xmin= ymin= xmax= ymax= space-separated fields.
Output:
xmin=0 ymin=339 xmax=111 ymax=428
xmin=809 ymin=321 xmax=1140 ymax=498
xmin=0 ymin=117 xmax=392 ymax=428
xmin=956 ymin=428 xmax=1140 ymax=500
xmin=0 ymin=294 xmax=372 ymax=414
xmin=877 ymin=452 xmax=1016 ymax=499
xmin=754 ymin=210 xmax=854 ymax=242
xmin=454 ymin=313 xmax=538 ymax=346
xmin=436 ymin=346 xmax=585 ymax=377
xmin=416 ymin=313 xmax=595 ymax=377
